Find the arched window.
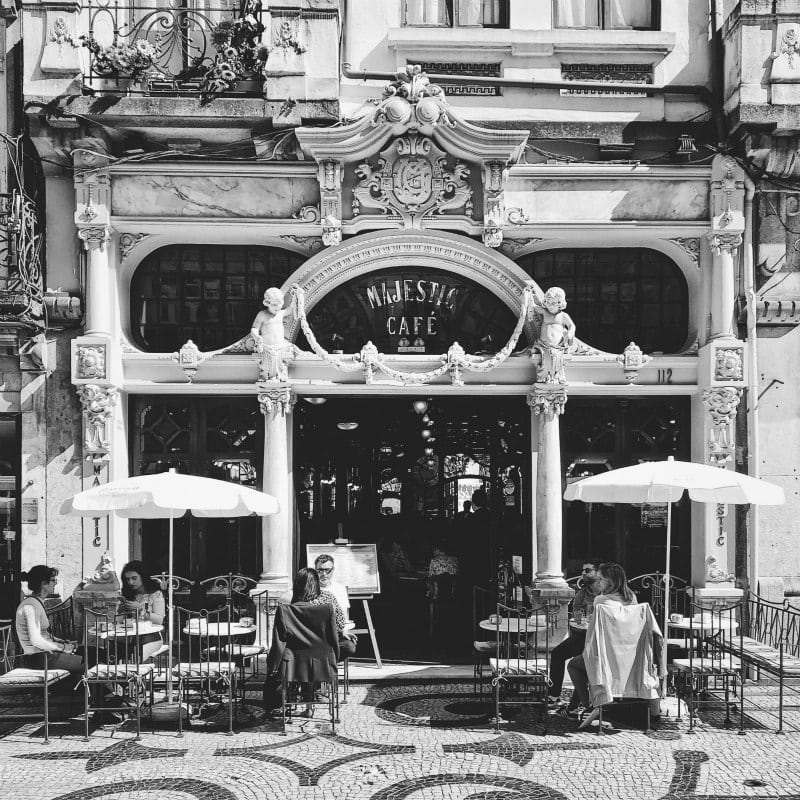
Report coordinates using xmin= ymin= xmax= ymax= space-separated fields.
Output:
xmin=515 ymin=248 xmax=688 ymax=354
xmin=130 ymin=244 xmax=305 ymax=352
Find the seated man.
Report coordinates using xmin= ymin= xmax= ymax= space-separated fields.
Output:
xmin=547 ymin=560 xmax=600 ymax=711
xmin=314 ymin=554 xmax=357 ymax=659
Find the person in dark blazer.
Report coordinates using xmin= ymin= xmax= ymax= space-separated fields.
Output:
xmin=264 ymin=568 xmax=340 ymax=717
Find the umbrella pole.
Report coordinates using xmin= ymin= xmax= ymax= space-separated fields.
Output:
xmin=167 ymin=509 xmax=174 ymax=703
xmin=662 ymin=501 xmax=672 ymax=699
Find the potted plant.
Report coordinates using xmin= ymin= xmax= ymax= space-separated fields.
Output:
xmin=201 ymin=2 xmax=273 ymax=102
xmin=80 ymin=35 xmax=158 ymax=85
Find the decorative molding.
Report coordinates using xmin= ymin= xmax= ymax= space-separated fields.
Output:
xmin=257 ymin=384 xmax=296 ymax=417
xmin=77 ymin=384 xmax=119 ymax=461
xmin=119 ymin=232 xmax=150 ymax=261
xmin=714 ymin=346 xmax=744 ymax=383
xmin=293 ymin=204 xmax=322 ymax=223
xmin=527 ymin=384 xmax=568 ymax=417
xmin=616 ymin=341 xmax=651 ymax=384
xmin=40 ymin=9 xmax=80 ymax=74
xmin=773 ymin=24 xmax=800 ymax=69
xmin=754 ymin=297 xmax=800 ymax=326
xmin=351 ymin=134 xmax=472 ymax=228
xmin=499 ymin=238 xmax=544 ymax=257
xmin=171 ymin=340 xmax=205 ymax=382
xmin=702 ymin=386 xmax=742 ymax=467
xmin=279 ymin=235 xmax=324 ymax=255
xmin=668 ymin=237 xmax=700 ymax=266
xmin=75 ymin=344 xmax=107 ymax=381
xmin=531 ymin=287 xmax=574 ymax=385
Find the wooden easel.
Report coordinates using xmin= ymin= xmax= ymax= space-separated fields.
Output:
xmin=350 ymin=595 xmax=382 ymax=668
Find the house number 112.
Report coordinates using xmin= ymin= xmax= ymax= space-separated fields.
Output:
xmin=657 ymin=368 xmax=673 ymax=385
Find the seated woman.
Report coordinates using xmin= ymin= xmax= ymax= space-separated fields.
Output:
xmin=263 ymin=567 xmax=339 ymax=717
xmin=16 ymin=565 xmax=83 ymax=675
xmin=567 ymin=562 xmax=638 ymax=730
xmin=118 ymin=560 xmax=166 ymax=662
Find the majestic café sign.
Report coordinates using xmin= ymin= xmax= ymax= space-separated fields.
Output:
xmin=364 ymin=277 xmax=460 ymax=350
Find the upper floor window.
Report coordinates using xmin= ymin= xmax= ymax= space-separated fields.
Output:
xmin=404 ymin=0 xmax=509 ymax=28
xmin=554 ymin=0 xmax=657 ymax=31
xmin=130 ymin=244 xmax=305 ymax=353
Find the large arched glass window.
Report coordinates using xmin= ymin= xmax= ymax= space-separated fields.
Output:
xmin=297 ymin=266 xmax=520 ymax=355
xmin=130 ymin=244 xmax=305 ymax=352
xmin=515 ymin=248 xmax=689 ymax=354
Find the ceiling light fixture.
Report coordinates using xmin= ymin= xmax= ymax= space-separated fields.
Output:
xmin=303 ymin=397 xmax=327 ymax=405
xmin=412 ymin=400 xmax=428 ymax=415
xmin=337 ymin=421 xmax=359 ymax=431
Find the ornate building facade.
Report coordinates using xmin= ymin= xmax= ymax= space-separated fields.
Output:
xmin=3 ymin=0 xmax=797 ymax=628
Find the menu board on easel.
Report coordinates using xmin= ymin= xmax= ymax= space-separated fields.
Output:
xmin=305 ymin=543 xmax=381 ymax=596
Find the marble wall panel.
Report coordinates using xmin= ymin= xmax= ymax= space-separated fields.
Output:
xmin=505 ymin=178 xmax=709 ymax=222
xmin=111 ymin=176 xmax=320 ymax=218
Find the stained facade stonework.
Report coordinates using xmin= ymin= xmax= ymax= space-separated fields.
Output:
xmin=0 ymin=0 xmax=794 ymax=610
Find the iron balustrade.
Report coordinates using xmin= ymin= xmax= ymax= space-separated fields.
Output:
xmin=81 ymin=0 xmax=265 ymax=95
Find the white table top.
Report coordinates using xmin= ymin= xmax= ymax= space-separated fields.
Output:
xmin=569 ymin=620 xmax=590 ymax=633
xmin=182 ymin=622 xmax=256 ymax=637
xmin=668 ymin=617 xmax=738 ymax=633
xmin=90 ymin=621 xmax=163 ymax=639
xmin=479 ymin=616 xmax=547 ymax=633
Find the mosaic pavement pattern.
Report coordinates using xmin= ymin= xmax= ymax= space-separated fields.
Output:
xmin=0 ymin=681 xmax=799 ymax=800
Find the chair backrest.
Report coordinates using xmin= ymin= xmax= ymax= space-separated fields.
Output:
xmin=473 ymin=585 xmax=492 ymax=634
xmin=244 ymin=586 xmax=277 ymax=645
xmin=174 ymin=603 xmax=234 ymax=679
xmin=0 ymin=623 xmax=12 ymax=673
xmin=47 ymin=597 xmax=75 ymax=642
xmin=200 ymin=574 xmax=258 ymax=597
xmin=628 ymin=572 xmax=688 ymax=619
xmin=685 ymin=594 xmax=744 ymax=673
xmin=495 ymin=602 xmax=552 ymax=669
xmin=273 ymin=602 xmax=338 ymax=682
xmin=151 ymin=573 xmax=193 ymax=593
xmin=83 ymin=607 xmax=143 ymax=678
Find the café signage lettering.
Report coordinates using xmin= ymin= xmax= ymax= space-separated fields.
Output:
xmin=364 ymin=278 xmax=459 ymax=344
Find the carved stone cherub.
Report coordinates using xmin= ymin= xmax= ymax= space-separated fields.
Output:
xmin=82 ymin=551 xmax=121 ymax=591
xmin=705 ymin=555 xmax=735 ymax=584
xmin=250 ymin=287 xmax=297 ymax=382
xmin=531 ymin=287 xmax=575 ymax=384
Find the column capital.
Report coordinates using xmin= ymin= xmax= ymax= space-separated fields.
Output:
xmin=706 ymin=231 xmax=742 ymax=256
xmin=527 ymin=384 xmax=567 ymax=417
xmin=77 ymin=225 xmax=111 ymax=252
xmin=257 ymin=383 xmax=296 ymax=417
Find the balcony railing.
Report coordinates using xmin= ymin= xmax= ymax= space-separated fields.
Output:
xmin=82 ymin=0 xmax=264 ymax=96
xmin=0 ymin=191 xmax=44 ymax=326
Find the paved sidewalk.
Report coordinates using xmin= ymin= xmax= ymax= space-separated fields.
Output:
xmin=0 ymin=681 xmax=799 ymax=800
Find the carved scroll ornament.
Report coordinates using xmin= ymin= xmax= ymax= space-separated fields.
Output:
xmin=702 ymin=386 xmax=742 ymax=466
xmin=78 ymin=384 xmax=119 ymax=460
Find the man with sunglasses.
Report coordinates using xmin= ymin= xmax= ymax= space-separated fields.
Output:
xmin=546 ymin=560 xmax=601 ymax=712
xmin=314 ymin=554 xmax=357 ymax=658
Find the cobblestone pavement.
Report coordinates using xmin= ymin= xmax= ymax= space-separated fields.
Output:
xmin=1 ymin=680 xmax=799 ymax=800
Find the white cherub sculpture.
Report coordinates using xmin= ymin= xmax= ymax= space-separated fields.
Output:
xmin=250 ymin=288 xmax=297 ymax=382
xmin=531 ymin=287 xmax=575 ymax=384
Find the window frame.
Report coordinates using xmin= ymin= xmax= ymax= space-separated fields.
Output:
xmin=403 ymin=0 xmax=509 ymax=29
xmin=552 ymin=0 xmax=660 ymax=32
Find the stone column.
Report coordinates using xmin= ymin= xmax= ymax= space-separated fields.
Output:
xmin=78 ymin=227 xmax=112 ymax=336
xmin=528 ymin=385 xmax=568 ymax=589
xmin=707 ymin=232 xmax=742 ymax=340
xmin=257 ymin=384 xmax=295 ymax=593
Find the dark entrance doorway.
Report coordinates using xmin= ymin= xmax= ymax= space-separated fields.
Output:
xmin=294 ymin=396 xmax=531 ymax=661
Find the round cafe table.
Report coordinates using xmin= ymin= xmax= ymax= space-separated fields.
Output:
xmin=568 ymin=619 xmax=589 ymax=634
xmin=479 ymin=615 xmax=547 ymax=634
xmin=90 ymin=620 xmax=164 ymax=639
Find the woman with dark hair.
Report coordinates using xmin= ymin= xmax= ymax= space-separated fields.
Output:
xmin=15 ymin=565 xmax=83 ymax=674
xmin=118 ymin=561 xmax=165 ymax=661
xmin=567 ymin=562 xmax=638 ymax=729
xmin=291 ymin=566 xmax=320 ymax=603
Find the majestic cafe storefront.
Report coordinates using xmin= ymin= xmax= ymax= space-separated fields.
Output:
xmin=68 ymin=70 xmax=747 ymax=658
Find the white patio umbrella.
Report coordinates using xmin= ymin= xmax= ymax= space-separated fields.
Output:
xmin=62 ymin=468 xmax=279 ymax=700
xmin=563 ymin=456 xmax=784 ymax=690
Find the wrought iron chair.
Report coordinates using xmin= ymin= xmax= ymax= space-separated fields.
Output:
xmin=173 ymin=604 xmax=237 ymax=736
xmin=628 ymin=572 xmax=688 ymax=620
xmin=672 ymin=596 xmax=745 ymax=734
xmin=82 ymin=608 xmax=155 ymax=740
xmin=269 ymin=602 xmax=339 ymax=735
xmin=46 ymin=597 xmax=75 ymax=643
xmin=0 ymin=622 xmax=71 ymax=744
xmin=490 ymin=601 xmax=553 ymax=733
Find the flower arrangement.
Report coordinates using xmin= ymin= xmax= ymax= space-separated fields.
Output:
xmin=80 ymin=35 xmax=157 ymax=83
xmin=201 ymin=1 xmax=272 ymax=102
